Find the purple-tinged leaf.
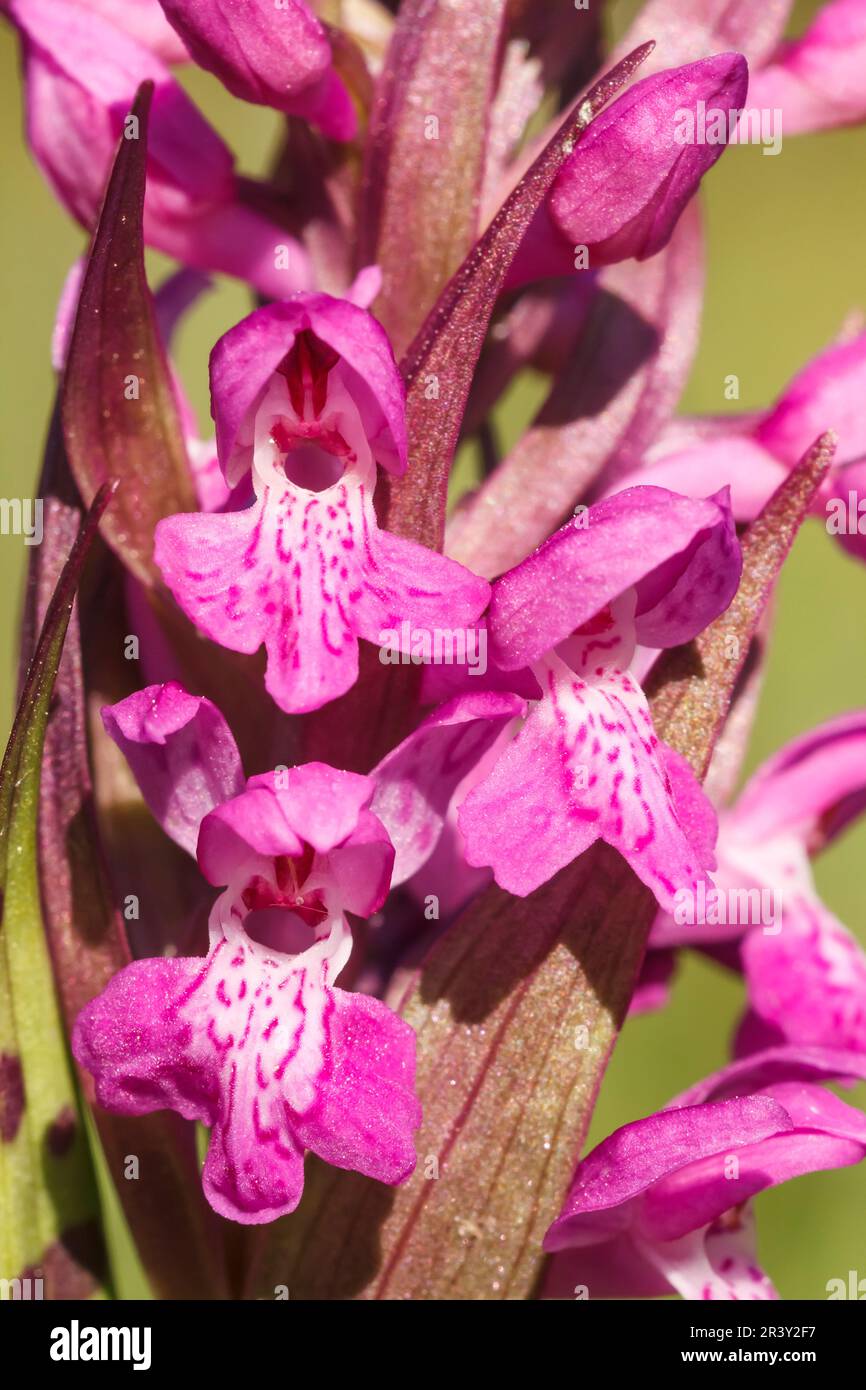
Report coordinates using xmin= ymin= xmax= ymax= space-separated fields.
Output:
xmin=359 ymin=0 xmax=509 ymax=356
xmin=1 ymin=481 xmax=115 ymax=1298
xmin=447 ymin=204 xmax=704 ymax=577
xmin=61 ymin=81 xmax=195 ymax=590
xmin=701 ymin=618 xmax=770 ymax=809
xmin=380 ymin=41 xmax=655 ymax=553
xmin=244 ymin=434 xmax=832 ymax=1300
xmin=18 ymin=421 xmax=231 ymax=1299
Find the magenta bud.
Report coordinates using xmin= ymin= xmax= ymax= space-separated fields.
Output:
xmin=158 ymin=0 xmax=356 ymax=138
xmin=510 ymin=52 xmax=749 ymax=285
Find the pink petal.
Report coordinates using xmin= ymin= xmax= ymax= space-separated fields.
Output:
xmin=741 ymin=896 xmax=866 ymax=1052
xmin=78 ymin=0 xmax=190 ymax=62
xmin=352 ymin=528 xmax=492 ymax=655
xmin=486 ymin=486 xmax=740 ymax=671
xmin=158 ymin=0 xmax=356 ymax=138
xmin=662 ymin=744 xmax=719 ymax=870
xmin=11 ymin=0 xmax=234 ymax=219
xmin=643 ymin=1129 xmax=866 ymax=1241
xmin=731 ymin=709 xmax=866 ymax=848
xmin=196 ymin=765 xmax=392 ymax=919
xmin=51 ymin=257 xmax=85 ymax=371
xmin=604 ymin=437 xmax=790 ymax=524
xmin=756 ymin=330 xmax=866 ymax=467
xmin=290 ymin=987 xmax=420 ymax=1188
xmin=285 ymin=65 xmax=357 ymax=141
xmin=73 ymin=953 xmax=217 ymax=1122
xmin=744 ymin=0 xmax=866 ymax=135
xmin=9 ymin=0 xmax=308 ymax=294
xmin=147 ymin=199 xmax=315 ymax=300
xmin=553 ymin=55 xmax=749 ymax=265
xmin=673 ymin=1044 xmax=866 ymax=1106
xmin=544 ymin=1095 xmax=792 ymax=1251
xmin=370 ymin=692 xmax=526 ymax=887
xmin=459 ymin=657 xmax=715 ymax=911
xmin=101 ymin=681 xmax=245 ymax=855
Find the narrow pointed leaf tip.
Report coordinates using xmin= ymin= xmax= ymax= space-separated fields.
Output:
xmin=61 ymin=81 xmax=195 ymax=589
xmin=383 ymin=41 xmax=657 ymax=553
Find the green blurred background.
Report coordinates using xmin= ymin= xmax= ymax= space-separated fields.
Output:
xmin=1 ymin=0 xmax=864 ymax=1297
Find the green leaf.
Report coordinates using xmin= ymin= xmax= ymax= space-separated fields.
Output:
xmin=0 ymin=485 xmax=115 ymax=1298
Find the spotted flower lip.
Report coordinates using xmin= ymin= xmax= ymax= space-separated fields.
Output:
xmin=457 ymin=486 xmax=740 ymax=909
xmin=507 ymin=53 xmax=749 ymax=286
xmin=543 ymin=1046 xmax=866 ymax=1301
xmin=154 ymin=294 xmax=491 ymax=714
xmin=3 ymin=0 xmax=313 ymax=295
xmin=73 ymin=929 xmax=421 ymax=1224
xmin=157 ymin=0 xmax=356 ymax=138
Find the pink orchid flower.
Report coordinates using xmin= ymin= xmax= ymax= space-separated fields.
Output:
xmin=457 ymin=485 xmax=741 ymax=911
xmin=158 ymin=0 xmax=356 ymax=138
xmin=606 ymin=330 xmax=866 ymax=563
xmin=652 ymin=712 xmax=866 ymax=1054
xmin=154 ymin=293 xmax=491 ymax=714
xmin=544 ymin=1046 xmax=866 ymax=1301
xmin=2 ymin=0 xmax=313 ymax=296
xmin=74 ymin=682 xmax=421 ymax=1222
xmin=75 ymin=678 xmax=520 ymax=1222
